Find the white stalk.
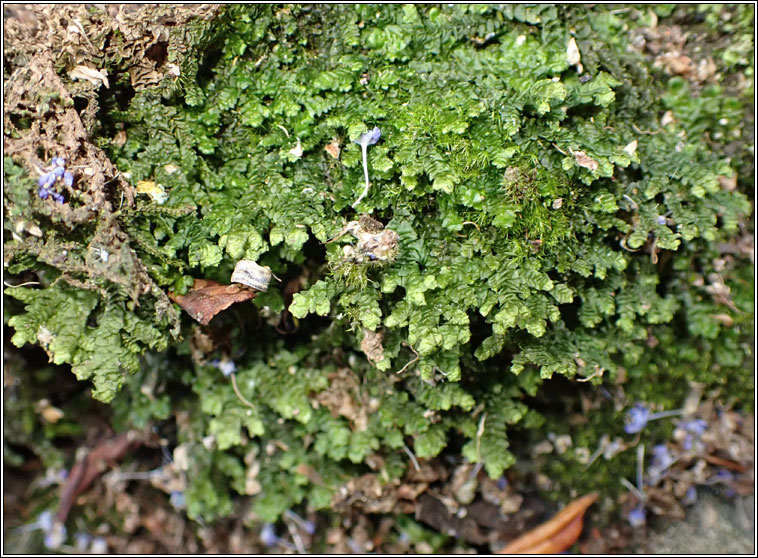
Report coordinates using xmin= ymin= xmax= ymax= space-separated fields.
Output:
xmin=352 ymin=143 xmax=370 ymax=208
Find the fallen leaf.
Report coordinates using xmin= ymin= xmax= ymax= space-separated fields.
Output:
xmin=718 ymin=173 xmax=737 ymax=192
xmin=572 ymin=150 xmax=598 ymax=171
xmin=136 ymin=180 xmax=168 ymax=204
xmin=69 ymin=64 xmax=110 ymax=88
xmin=57 ymin=433 xmax=140 ymax=523
xmin=658 ymin=53 xmax=695 ymax=76
xmin=34 ymin=399 xmax=64 ymax=423
xmin=169 ymin=279 xmax=256 ymax=325
xmin=498 ymin=492 xmax=598 ymax=554
xmin=325 ymin=139 xmax=341 ymax=159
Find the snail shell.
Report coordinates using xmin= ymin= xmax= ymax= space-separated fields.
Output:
xmin=231 ymin=260 xmax=271 ymax=291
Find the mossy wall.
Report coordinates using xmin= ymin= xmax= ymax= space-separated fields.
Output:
xmin=4 ymin=4 xmax=753 ymax=527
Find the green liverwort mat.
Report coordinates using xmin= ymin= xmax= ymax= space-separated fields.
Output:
xmin=4 ymin=4 xmax=753 ymax=527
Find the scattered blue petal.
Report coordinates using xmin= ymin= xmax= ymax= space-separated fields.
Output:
xmin=709 ymin=469 xmax=734 ymax=484
xmin=43 ymin=521 xmax=66 ymax=550
xmin=657 ymin=215 xmax=667 ymax=225
xmin=496 ymin=475 xmax=508 ymax=490
xmin=303 ymin=520 xmax=316 ymax=535
xmin=627 ymin=503 xmax=646 ymax=527
xmin=651 ymin=444 xmax=674 ymax=469
xmin=680 ymin=418 xmax=707 ymax=437
xmin=51 ymin=191 xmax=65 ymax=204
xmin=64 ymin=170 xmax=74 ymax=187
xmin=52 ymin=157 xmax=66 ymax=167
xmin=38 ymin=172 xmax=55 ymax=189
xmin=74 ymin=532 xmax=93 ymax=551
xmin=683 ymin=485 xmax=697 ymax=505
xmin=260 ymin=523 xmax=279 ymax=547
xmin=624 ymin=403 xmax=650 ymax=434
xmin=37 ymin=510 xmax=54 ymax=532
xmin=169 ymin=490 xmax=186 ymax=509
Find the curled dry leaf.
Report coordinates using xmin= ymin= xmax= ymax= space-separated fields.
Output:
xmin=169 ymin=279 xmax=256 ymax=325
xmin=498 ymin=492 xmax=598 ymax=554
xmin=69 ymin=64 xmax=110 ymax=88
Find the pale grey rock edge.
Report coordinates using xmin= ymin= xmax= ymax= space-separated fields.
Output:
xmin=645 ymin=490 xmax=754 ymax=554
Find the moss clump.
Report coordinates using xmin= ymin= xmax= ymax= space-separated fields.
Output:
xmin=4 ymin=4 xmax=752 ymax=525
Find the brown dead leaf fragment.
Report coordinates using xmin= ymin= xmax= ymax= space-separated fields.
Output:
xmin=57 ymin=433 xmax=141 ymax=524
xmin=360 ymin=328 xmax=385 ymax=364
xmin=324 ymin=139 xmax=341 ymax=159
xmin=498 ymin=492 xmax=598 ymax=554
xmin=572 ymin=150 xmax=599 ymax=171
xmin=169 ymin=279 xmax=256 ymax=325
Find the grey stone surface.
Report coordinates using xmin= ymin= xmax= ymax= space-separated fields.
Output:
xmin=646 ymin=490 xmax=754 ymax=554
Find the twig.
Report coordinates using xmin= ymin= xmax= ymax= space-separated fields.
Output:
xmin=284 ymin=516 xmax=307 ymax=554
xmin=620 ymin=477 xmax=646 ymax=501
xmin=632 ymin=123 xmax=662 ymax=135
xmin=475 ymin=413 xmax=487 ymax=462
xmin=230 ymin=373 xmax=257 ymax=410
xmin=636 ymin=443 xmax=645 ymax=493
xmin=395 ymin=344 xmax=419 ymax=375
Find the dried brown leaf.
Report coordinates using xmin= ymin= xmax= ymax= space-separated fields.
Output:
xmin=169 ymin=279 xmax=256 ymax=325
xmin=498 ymin=492 xmax=598 ymax=554
xmin=325 ymin=140 xmax=341 ymax=159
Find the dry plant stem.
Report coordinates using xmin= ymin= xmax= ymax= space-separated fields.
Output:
xmin=403 ymin=444 xmax=421 ymax=471
xmin=352 ymin=143 xmax=370 ymax=208
xmin=498 ymin=492 xmax=598 ymax=554
xmin=230 ymin=373 xmax=256 ymax=410
xmin=3 ymin=281 xmax=41 ymax=288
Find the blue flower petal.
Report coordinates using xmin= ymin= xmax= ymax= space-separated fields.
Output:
xmin=627 ymin=504 xmax=646 ymax=527
xmin=624 ymin=403 xmax=650 ymax=434
xmin=38 ymin=172 xmax=55 ymax=188
xmin=64 ymin=171 xmax=74 ymax=187
xmin=52 ymin=157 xmax=66 ymax=167
xmin=355 ymin=126 xmax=382 ymax=147
xmin=260 ymin=523 xmax=279 ymax=547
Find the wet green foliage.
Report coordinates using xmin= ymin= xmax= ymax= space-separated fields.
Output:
xmin=4 ymin=4 xmax=753 ymax=524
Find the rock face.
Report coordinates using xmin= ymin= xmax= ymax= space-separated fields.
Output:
xmin=647 ymin=491 xmax=754 ymax=554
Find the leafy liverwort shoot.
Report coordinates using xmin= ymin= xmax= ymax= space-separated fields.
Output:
xmin=352 ymin=126 xmax=381 ymax=208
